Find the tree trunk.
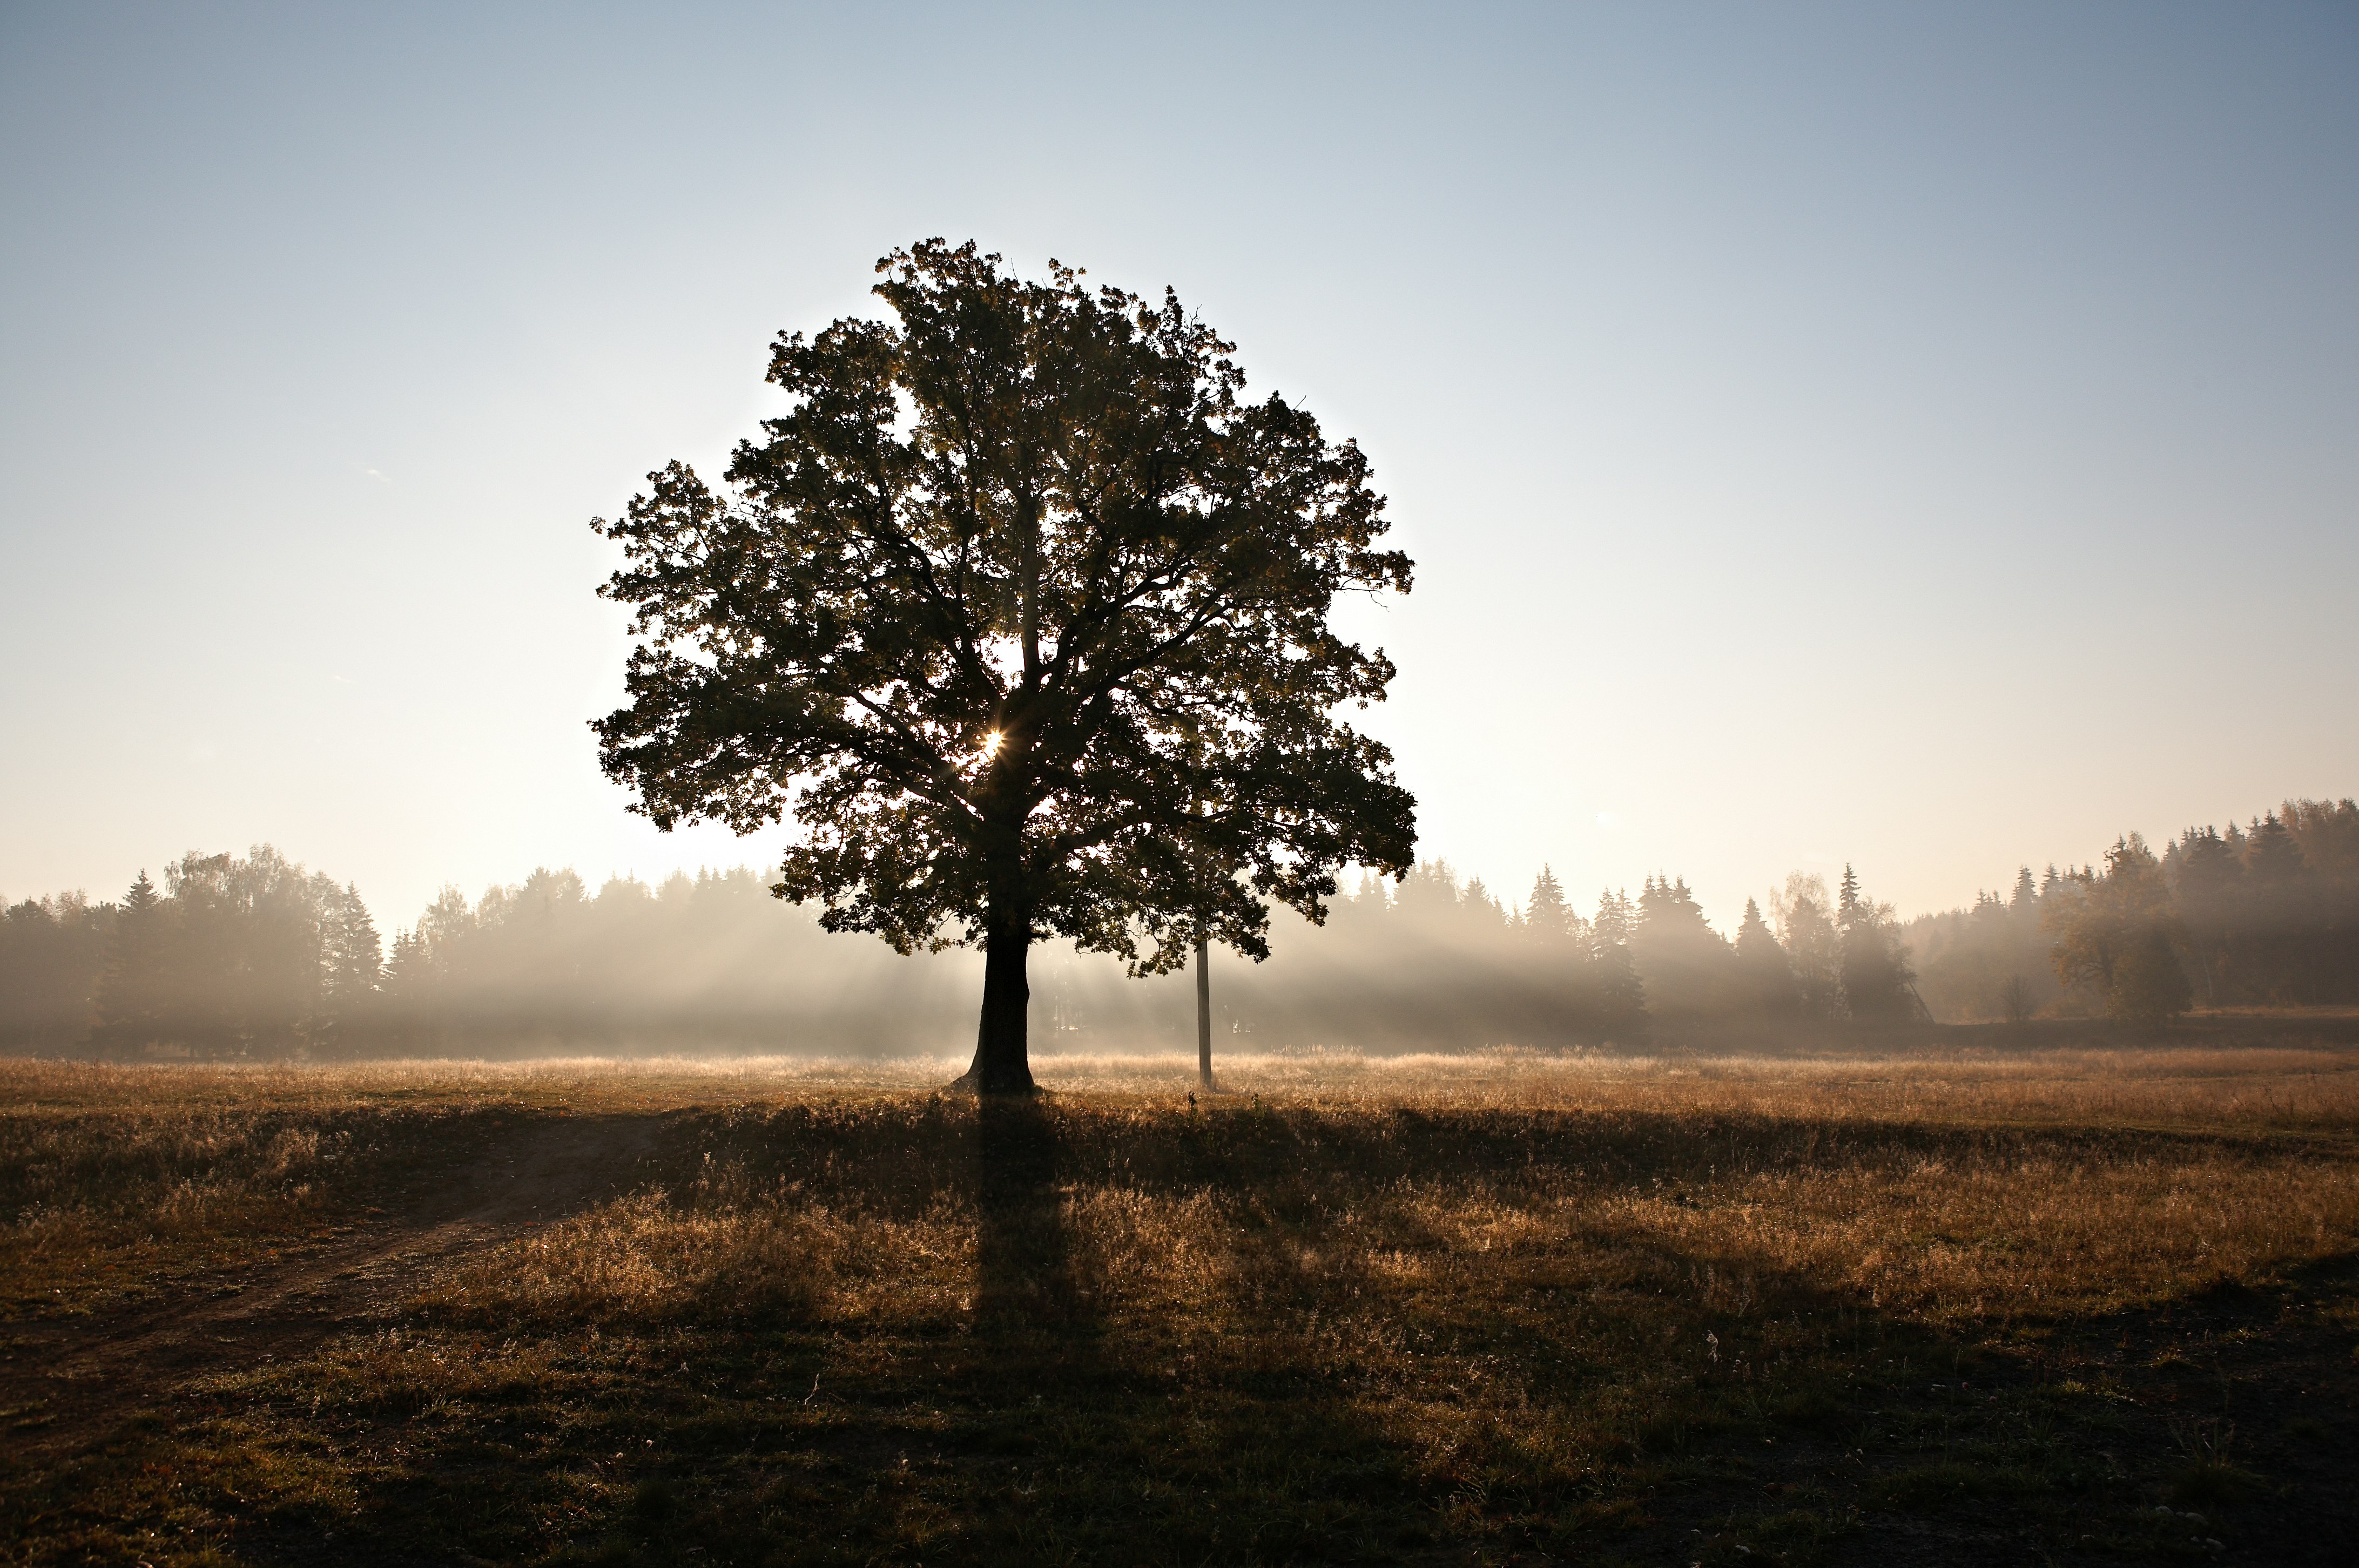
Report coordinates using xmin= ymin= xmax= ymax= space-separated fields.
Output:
xmin=963 ymin=895 xmax=1035 ymax=1094
xmin=1195 ymin=935 xmax=1212 ymax=1090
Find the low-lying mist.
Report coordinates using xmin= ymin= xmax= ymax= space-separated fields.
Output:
xmin=3 ymin=795 xmax=2354 ymax=1059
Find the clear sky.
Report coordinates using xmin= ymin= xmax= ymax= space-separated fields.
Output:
xmin=4 ymin=2 xmax=2355 ymax=937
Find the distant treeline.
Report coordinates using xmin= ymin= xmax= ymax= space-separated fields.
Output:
xmin=4 ymin=797 xmax=2354 ymax=1057
xmin=1909 ymin=798 xmax=2359 ymax=1022
xmin=0 ymin=858 xmax=977 ymax=1058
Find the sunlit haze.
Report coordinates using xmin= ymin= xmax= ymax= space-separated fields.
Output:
xmin=5 ymin=3 xmax=2355 ymax=936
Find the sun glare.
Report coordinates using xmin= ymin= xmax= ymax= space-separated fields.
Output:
xmin=979 ymin=731 xmax=1002 ymax=761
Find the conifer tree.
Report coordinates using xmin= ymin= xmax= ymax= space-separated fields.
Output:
xmin=96 ymin=870 xmax=167 ymax=1053
xmin=1835 ymin=863 xmax=1916 ymax=1023
xmin=2246 ymin=813 xmax=2304 ymax=883
xmin=316 ymin=881 xmax=384 ymax=1041
xmin=383 ymin=928 xmax=427 ymax=992
xmin=1773 ymin=873 xmax=1844 ymax=1022
xmin=1734 ymin=896 xmax=1800 ymax=1018
xmin=1631 ymin=873 xmax=1733 ymax=1016
xmin=1460 ymin=877 xmax=1508 ymax=932
xmin=1589 ymin=888 xmax=1648 ymax=1040
xmin=1523 ymin=865 xmax=1574 ymax=944
xmin=2172 ymin=826 xmax=2241 ymax=1006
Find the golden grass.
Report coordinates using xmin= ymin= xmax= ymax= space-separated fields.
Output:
xmin=9 ymin=1042 xmax=2354 ymax=1321
xmin=414 ymin=1067 xmax=2358 ymax=1339
xmin=8 ymin=1040 xmax=2358 ymax=1565
xmin=10 ymin=1038 xmax=2356 ymax=1119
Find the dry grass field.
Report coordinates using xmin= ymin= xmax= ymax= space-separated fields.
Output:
xmin=4 ymin=1041 xmax=2357 ymax=1566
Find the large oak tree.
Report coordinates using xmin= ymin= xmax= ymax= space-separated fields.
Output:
xmin=593 ymin=241 xmax=1416 ymax=1091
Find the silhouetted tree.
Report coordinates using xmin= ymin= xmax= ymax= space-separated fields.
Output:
xmin=2281 ymin=797 xmax=2359 ymax=1001
xmin=1632 ymin=874 xmax=1734 ymax=1017
xmin=96 ymin=870 xmax=167 ymax=1052
xmin=2 ymin=891 xmax=113 ymax=1051
xmin=2045 ymin=834 xmax=2190 ymax=1024
xmin=1460 ymin=876 xmax=1509 ymax=936
xmin=2168 ymin=826 xmax=2241 ymax=1006
xmin=1774 ymin=873 xmax=1843 ymax=1021
xmin=1589 ymin=888 xmax=1648 ymax=1040
xmin=1522 ymin=866 xmax=1576 ymax=945
xmin=1906 ymin=864 xmax=2063 ymax=1022
xmin=382 ymin=927 xmax=429 ymax=1000
xmin=1733 ymin=896 xmax=1799 ymax=1019
xmin=1835 ymin=863 xmax=1917 ymax=1022
xmin=319 ymin=882 xmax=382 ymax=1017
xmin=2237 ymin=812 xmax=2317 ymax=1001
xmin=83 ymin=849 xmax=372 ymax=1055
xmin=591 ymin=241 xmax=1417 ymax=1091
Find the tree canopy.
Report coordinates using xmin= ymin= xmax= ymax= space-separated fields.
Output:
xmin=592 ymin=241 xmax=1418 ymax=1089
xmin=2041 ymin=834 xmax=2192 ymax=1024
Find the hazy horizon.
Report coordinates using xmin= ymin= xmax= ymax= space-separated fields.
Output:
xmin=5 ymin=3 xmax=2355 ymax=935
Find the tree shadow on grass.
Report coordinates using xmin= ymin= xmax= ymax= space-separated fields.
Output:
xmin=194 ymin=1095 xmax=1429 ymax=1565
xmin=131 ymin=1096 xmax=2358 ymax=1567
xmin=973 ymin=1093 xmax=1087 ymax=1335
xmin=900 ymin=1094 xmax=1427 ymax=1563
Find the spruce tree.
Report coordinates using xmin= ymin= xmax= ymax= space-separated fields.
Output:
xmin=1774 ymin=874 xmax=1844 ymax=1022
xmin=2244 ymin=812 xmax=2306 ymax=885
xmin=96 ymin=870 xmax=166 ymax=1053
xmin=1588 ymin=888 xmax=1648 ymax=1040
xmin=1734 ymin=896 xmax=1799 ymax=1018
xmin=1630 ymin=873 xmax=1731 ymax=1017
xmin=1835 ymin=864 xmax=1916 ymax=1023
xmin=1524 ymin=864 xmax=1573 ymax=944
xmin=317 ymin=882 xmax=384 ymax=1045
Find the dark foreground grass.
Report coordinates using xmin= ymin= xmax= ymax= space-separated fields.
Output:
xmin=4 ymin=1052 xmax=2357 ymax=1565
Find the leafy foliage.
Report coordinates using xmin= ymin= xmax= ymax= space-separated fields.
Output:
xmin=590 ymin=241 xmax=1417 ymax=989
xmin=2043 ymin=835 xmax=2193 ymax=1024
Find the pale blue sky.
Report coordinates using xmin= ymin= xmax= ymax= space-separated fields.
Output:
xmin=4 ymin=2 xmax=2355 ymax=935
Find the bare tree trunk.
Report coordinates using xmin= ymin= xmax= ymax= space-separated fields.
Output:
xmin=1195 ymin=935 xmax=1212 ymax=1089
xmin=963 ymin=893 xmax=1035 ymax=1094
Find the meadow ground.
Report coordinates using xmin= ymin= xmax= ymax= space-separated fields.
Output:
xmin=3 ymin=1039 xmax=2356 ymax=1566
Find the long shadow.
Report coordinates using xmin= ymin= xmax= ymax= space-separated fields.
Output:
xmin=948 ymin=1096 xmax=1427 ymax=1563
xmin=176 ymin=1094 xmax=1426 ymax=1565
xmin=972 ymin=1094 xmax=1088 ymax=1336
xmin=89 ymin=1095 xmax=2356 ymax=1567
xmin=1026 ymin=1100 xmax=2359 ymax=1564
xmin=0 ymin=1110 xmax=659 ymax=1463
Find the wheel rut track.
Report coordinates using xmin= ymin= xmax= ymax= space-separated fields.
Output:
xmin=0 ymin=1112 xmax=663 ymax=1462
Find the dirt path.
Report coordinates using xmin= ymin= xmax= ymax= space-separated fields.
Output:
xmin=0 ymin=1113 xmax=663 ymax=1462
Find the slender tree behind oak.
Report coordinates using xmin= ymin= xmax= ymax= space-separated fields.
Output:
xmin=592 ymin=241 xmax=1418 ymax=1091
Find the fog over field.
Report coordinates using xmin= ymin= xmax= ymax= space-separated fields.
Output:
xmin=7 ymin=795 xmax=2355 ymax=1059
